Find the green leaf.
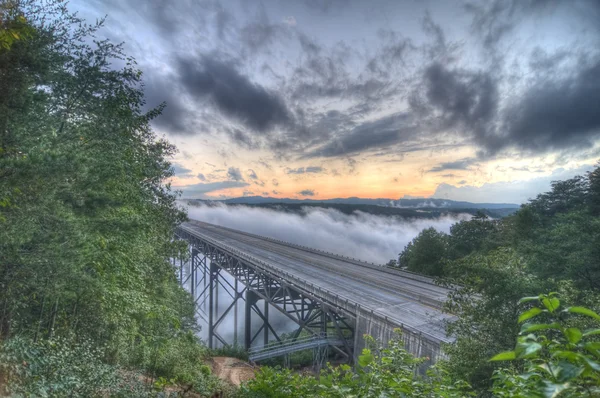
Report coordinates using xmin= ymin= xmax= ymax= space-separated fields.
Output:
xmin=358 ymin=349 xmax=374 ymax=367
xmin=519 ymin=307 xmax=543 ymax=323
xmin=519 ymin=296 xmax=541 ymax=304
xmin=564 ymin=328 xmax=582 ymax=344
xmin=540 ymin=380 xmax=569 ymax=398
xmin=554 ymin=360 xmax=584 ymax=383
xmin=490 ymin=351 xmax=516 ymax=361
xmin=516 ymin=341 xmax=542 ymax=359
xmin=583 ymin=328 xmax=600 ymax=338
xmin=520 ymin=322 xmax=560 ymax=334
xmin=581 ymin=356 xmax=600 ymax=371
xmin=565 ymin=306 xmax=600 ymax=320
xmin=542 ymin=297 xmax=560 ymax=313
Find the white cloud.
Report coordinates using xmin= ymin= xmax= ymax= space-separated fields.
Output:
xmin=186 ymin=203 xmax=470 ymax=264
xmin=433 ymin=165 xmax=595 ymax=204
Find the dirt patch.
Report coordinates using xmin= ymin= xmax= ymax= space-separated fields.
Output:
xmin=210 ymin=357 xmax=256 ymax=387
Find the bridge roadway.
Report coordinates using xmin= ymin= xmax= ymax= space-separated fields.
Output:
xmin=180 ymin=220 xmax=455 ymax=360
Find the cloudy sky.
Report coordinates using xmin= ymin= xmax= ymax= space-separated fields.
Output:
xmin=72 ymin=0 xmax=600 ymax=203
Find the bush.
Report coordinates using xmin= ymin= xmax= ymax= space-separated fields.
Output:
xmin=237 ymin=331 xmax=473 ymax=398
xmin=490 ymin=293 xmax=600 ymax=397
xmin=0 ymin=336 xmax=151 ymax=397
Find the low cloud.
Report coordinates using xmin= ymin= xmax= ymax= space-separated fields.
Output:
xmin=197 ymin=173 xmax=207 ymax=181
xmin=172 ymin=163 xmax=193 ymax=177
xmin=247 ymin=169 xmax=259 ymax=179
xmin=227 ymin=167 xmax=244 ymax=181
xmin=287 ymin=166 xmax=325 ymax=174
xmin=298 ymin=189 xmax=315 ymax=196
xmin=179 ymin=181 xmax=250 ymax=197
xmin=433 ymin=165 xmax=595 ymax=203
xmin=186 ymin=203 xmax=470 ymax=264
xmin=428 ymin=158 xmax=476 ymax=173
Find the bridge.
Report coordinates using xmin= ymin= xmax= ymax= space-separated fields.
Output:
xmin=173 ymin=220 xmax=455 ymax=366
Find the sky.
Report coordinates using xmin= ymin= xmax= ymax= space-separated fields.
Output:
xmin=71 ymin=0 xmax=600 ymax=203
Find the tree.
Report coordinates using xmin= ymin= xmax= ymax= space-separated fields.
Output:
xmin=447 ymin=217 xmax=500 ymax=259
xmin=0 ymin=2 xmax=221 ymax=394
xmin=443 ymin=248 xmax=546 ymax=391
xmin=399 ymin=227 xmax=448 ymax=276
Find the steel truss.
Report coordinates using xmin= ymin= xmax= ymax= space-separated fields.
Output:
xmin=174 ymin=229 xmax=355 ymax=362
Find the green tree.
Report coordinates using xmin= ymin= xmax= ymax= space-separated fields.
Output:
xmin=443 ymin=248 xmax=546 ymax=391
xmin=447 ymin=216 xmax=501 ymax=259
xmin=399 ymin=227 xmax=448 ymax=276
xmin=0 ymin=1 xmax=221 ymax=395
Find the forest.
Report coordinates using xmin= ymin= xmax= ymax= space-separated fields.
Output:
xmin=1 ymin=1 xmax=599 ymax=397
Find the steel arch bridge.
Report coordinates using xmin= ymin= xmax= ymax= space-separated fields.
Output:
xmin=173 ymin=221 xmax=454 ymax=366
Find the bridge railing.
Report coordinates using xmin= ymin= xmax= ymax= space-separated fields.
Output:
xmin=176 ymin=225 xmax=452 ymax=347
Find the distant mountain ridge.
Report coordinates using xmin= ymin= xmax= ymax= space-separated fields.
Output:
xmin=216 ymin=195 xmax=519 ymax=209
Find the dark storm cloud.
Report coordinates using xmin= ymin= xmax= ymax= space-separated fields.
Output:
xmin=286 ymin=166 xmax=324 ymax=174
xmin=428 ymin=158 xmax=476 ymax=173
xmin=421 ymin=63 xmax=498 ymax=134
xmin=177 ymin=56 xmax=292 ymax=133
xmin=84 ymin=0 xmax=600 ymax=163
xmin=298 ymin=189 xmax=315 ymax=196
xmin=228 ymin=128 xmax=258 ymax=149
xmin=144 ymin=76 xmax=191 ymax=134
xmin=304 ymin=113 xmax=418 ymax=158
xmin=500 ymin=59 xmax=600 ymax=155
xmin=227 ymin=167 xmax=244 ymax=181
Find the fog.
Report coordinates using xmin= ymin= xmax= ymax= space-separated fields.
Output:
xmin=182 ymin=203 xmax=472 ymax=347
xmin=186 ymin=203 xmax=471 ymax=264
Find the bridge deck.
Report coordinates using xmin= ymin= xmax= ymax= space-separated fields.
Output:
xmin=181 ymin=221 xmax=454 ymax=344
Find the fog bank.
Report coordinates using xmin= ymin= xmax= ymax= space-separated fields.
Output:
xmin=186 ymin=203 xmax=470 ymax=264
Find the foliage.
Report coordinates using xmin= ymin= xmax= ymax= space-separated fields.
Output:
xmin=0 ymin=0 xmax=34 ymax=50
xmin=490 ymin=293 xmax=600 ymax=397
xmin=443 ymin=248 xmax=545 ymax=391
xmin=211 ymin=343 xmax=250 ymax=362
xmin=389 ymin=164 xmax=600 ymax=393
xmin=398 ymin=227 xmax=448 ymax=276
xmin=0 ymin=1 xmax=222 ymax=396
xmin=237 ymin=331 xmax=473 ymax=398
xmin=0 ymin=336 xmax=151 ymax=397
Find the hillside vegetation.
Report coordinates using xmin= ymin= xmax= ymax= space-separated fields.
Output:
xmin=0 ymin=1 xmax=223 ymax=396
